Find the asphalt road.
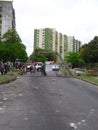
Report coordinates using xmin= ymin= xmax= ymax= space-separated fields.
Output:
xmin=0 ymin=72 xmax=98 ymax=130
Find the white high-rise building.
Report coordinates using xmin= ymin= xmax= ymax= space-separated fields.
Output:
xmin=0 ymin=0 xmax=15 ymax=38
xmin=67 ymin=36 xmax=74 ymax=52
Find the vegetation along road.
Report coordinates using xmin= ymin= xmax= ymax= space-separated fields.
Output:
xmin=0 ymin=71 xmax=98 ymax=130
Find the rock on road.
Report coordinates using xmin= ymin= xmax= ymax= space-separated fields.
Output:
xmin=0 ymin=72 xmax=98 ymax=130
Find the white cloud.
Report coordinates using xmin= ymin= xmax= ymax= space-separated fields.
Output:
xmin=13 ymin=0 xmax=98 ymax=56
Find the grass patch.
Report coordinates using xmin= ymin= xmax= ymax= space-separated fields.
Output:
xmin=66 ymin=69 xmax=98 ymax=86
xmin=77 ymin=75 xmax=98 ymax=85
xmin=0 ymin=70 xmax=19 ymax=84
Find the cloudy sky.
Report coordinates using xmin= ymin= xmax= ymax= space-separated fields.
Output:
xmin=13 ymin=0 xmax=98 ymax=56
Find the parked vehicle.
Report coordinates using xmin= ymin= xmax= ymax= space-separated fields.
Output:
xmin=26 ymin=65 xmax=33 ymax=72
xmin=35 ymin=63 xmax=43 ymax=71
xmin=52 ymin=64 xmax=59 ymax=71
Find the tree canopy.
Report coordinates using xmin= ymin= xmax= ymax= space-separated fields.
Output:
xmin=31 ymin=48 xmax=57 ymax=62
xmin=1 ymin=29 xmax=22 ymax=44
xmin=80 ymin=36 xmax=98 ymax=63
xmin=64 ymin=51 xmax=85 ymax=68
xmin=32 ymin=53 xmax=48 ymax=63
xmin=0 ymin=29 xmax=28 ymax=62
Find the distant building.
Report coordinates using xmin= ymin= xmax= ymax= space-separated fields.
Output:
xmin=34 ymin=28 xmax=56 ymax=50
xmin=0 ymin=0 xmax=15 ymax=39
xmin=34 ymin=28 xmax=82 ymax=60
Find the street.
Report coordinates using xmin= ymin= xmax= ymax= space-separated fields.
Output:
xmin=0 ymin=71 xmax=98 ymax=130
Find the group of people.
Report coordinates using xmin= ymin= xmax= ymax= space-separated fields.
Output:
xmin=0 ymin=62 xmax=12 ymax=75
xmin=22 ymin=64 xmax=35 ymax=74
xmin=0 ymin=61 xmax=44 ymax=76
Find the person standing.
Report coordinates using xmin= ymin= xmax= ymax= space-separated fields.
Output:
xmin=0 ymin=62 xmax=5 ymax=75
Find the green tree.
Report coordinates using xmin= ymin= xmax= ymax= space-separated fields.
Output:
xmin=64 ymin=52 xmax=85 ymax=68
xmin=0 ymin=43 xmax=8 ymax=61
xmin=0 ymin=29 xmax=28 ymax=62
xmin=80 ymin=36 xmax=98 ymax=63
xmin=45 ymin=53 xmax=57 ymax=61
xmin=33 ymin=53 xmax=48 ymax=63
xmin=1 ymin=29 xmax=22 ymax=43
xmin=31 ymin=48 xmax=57 ymax=62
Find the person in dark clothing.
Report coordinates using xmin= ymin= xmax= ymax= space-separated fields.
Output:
xmin=30 ymin=65 xmax=33 ymax=74
xmin=0 ymin=63 xmax=4 ymax=75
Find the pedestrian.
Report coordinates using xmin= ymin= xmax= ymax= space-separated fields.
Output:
xmin=23 ymin=65 xmax=27 ymax=74
xmin=0 ymin=63 xmax=4 ymax=75
xmin=30 ymin=65 xmax=33 ymax=74
xmin=9 ymin=63 xmax=12 ymax=72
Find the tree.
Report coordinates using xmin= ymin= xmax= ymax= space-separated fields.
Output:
xmin=64 ymin=52 xmax=85 ymax=68
xmin=33 ymin=53 xmax=48 ymax=63
xmin=1 ymin=29 xmax=22 ymax=44
xmin=0 ymin=29 xmax=28 ymax=62
xmin=0 ymin=43 xmax=9 ymax=61
xmin=45 ymin=53 xmax=57 ymax=61
xmin=80 ymin=36 xmax=98 ymax=63
xmin=31 ymin=48 xmax=57 ymax=62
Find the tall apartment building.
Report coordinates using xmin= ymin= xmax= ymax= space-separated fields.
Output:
xmin=67 ymin=36 xmax=75 ymax=52
xmin=67 ymin=36 xmax=81 ymax=52
xmin=34 ymin=28 xmax=55 ymax=50
xmin=0 ymin=0 xmax=15 ymax=39
xmin=34 ymin=28 xmax=82 ymax=60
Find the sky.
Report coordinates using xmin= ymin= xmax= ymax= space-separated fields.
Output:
xmin=13 ymin=0 xmax=98 ymax=56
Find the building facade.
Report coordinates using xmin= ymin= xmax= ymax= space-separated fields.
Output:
xmin=34 ymin=28 xmax=82 ymax=60
xmin=34 ymin=28 xmax=55 ymax=51
xmin=0 ymin=0 xmax=15 ymax=39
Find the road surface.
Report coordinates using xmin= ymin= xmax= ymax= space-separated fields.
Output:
xmin=0 ymin=72 xmax=98 ymax=130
